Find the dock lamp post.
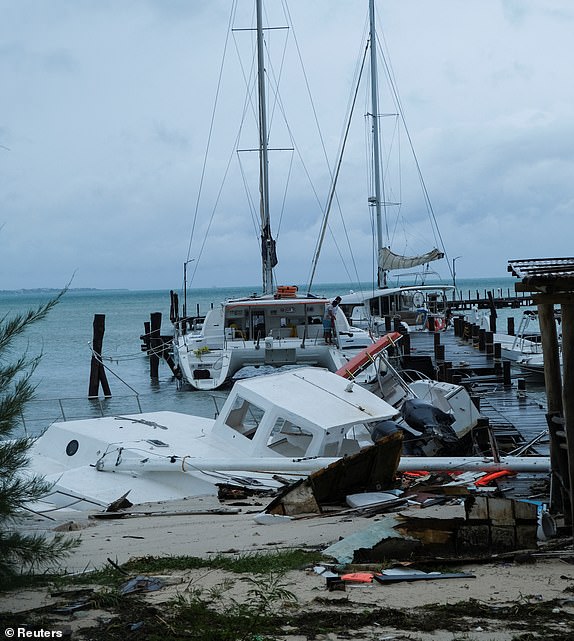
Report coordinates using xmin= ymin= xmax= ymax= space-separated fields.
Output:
xmin=452 ymin=256 xmax=462 ymax=298
xmin=183 ymin=259 xmax=195 ymax=319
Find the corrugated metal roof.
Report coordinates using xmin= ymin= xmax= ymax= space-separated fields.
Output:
xmin=508 ymin=257 xmax=574 ymax=293
xmin=508 ymin=257 xmax=574 ymax=279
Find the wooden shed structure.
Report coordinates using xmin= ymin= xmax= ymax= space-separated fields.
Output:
xmin=508 ymin=257 xmax=574 ymax=535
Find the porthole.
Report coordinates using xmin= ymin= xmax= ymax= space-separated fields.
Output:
xmin=66 ymin=440 xmax=79 ymax=457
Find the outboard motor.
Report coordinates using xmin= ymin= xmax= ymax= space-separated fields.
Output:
xmin=400 ymin=398 xmax=458 ymax=447
xmin=370 ymin=419 xmax=426 ymax=456
xmin=371 ymin=419 xmax=403 ymax=442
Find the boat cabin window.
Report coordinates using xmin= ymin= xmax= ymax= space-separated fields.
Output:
xmin=267 ymin=417 xmax=314 ymax=457
xmin=225 ymin=304 xmax=327 ymax=341
xmin=370 ymin=297 xmax=390 ymax=317
xmin=224 ymin=396 xmax=265 ymax=440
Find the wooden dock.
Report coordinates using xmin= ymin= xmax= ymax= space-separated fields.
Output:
xmin=397 ymin=328 xmax=550 ymax=502
xmin=448 ymin=287 xmax=533 ymax=310
xmin=403 ymin=328 xmax=549 ymax=456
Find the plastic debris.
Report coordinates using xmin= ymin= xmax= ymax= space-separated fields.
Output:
xmin=119 ymin=576 xmax=164 ymax=595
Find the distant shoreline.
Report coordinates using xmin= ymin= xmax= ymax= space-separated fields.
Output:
xmin=0 ymin=288 xmax=129 ymax=294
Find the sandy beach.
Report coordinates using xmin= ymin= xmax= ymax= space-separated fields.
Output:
xmin=2 ymin=495 xmax=573 ymax=640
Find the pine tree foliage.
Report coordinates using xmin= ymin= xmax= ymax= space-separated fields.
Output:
xmin=0 ymin=291 xmax=79 ymax=580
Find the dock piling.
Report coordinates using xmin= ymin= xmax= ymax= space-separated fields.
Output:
xmin=88 ymin=314 xmax=112 ymax=399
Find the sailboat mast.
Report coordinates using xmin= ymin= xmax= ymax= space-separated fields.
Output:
xmin=369 ymin=0 xmax=385 ymax=288
xmin=256 ymin=0 xmax=273 ymax=295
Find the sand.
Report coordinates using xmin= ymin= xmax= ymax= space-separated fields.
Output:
xmin=2 ymin=496 xmax=574 ymax=640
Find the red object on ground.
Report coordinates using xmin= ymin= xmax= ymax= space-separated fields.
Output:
xmin=340 ymin=572 xmax=374 ymax=583
xmin=474 ymin=470 xmax=516 ymax=486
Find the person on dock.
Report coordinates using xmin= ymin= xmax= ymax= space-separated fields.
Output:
xmin=323 ymin=296 xmax=341 ymax=345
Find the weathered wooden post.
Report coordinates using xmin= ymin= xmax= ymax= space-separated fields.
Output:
xmin=88 ymin=314 xmax=112 ymax=398
xmin=485 ymin=331 xmax=494 ymax=357
xmin=141 ymin=321 xmax=151 ymax=353
xmin=560 ymin=301 xmax=574 ymax=530
xmin=539 ymin=301 xmax=568 ymax=522
xmin=487 ymin=291 xmax=497 ymax=332
xmin=402 ymin=332 xmax=411 ymax=356
xmin=149 ymin=312 xmax=162 ymax=379
xmin=435 ymin=344 xmax=445 ymax=381
xmin=503 ymin=360 xmax=512 ymax=387
xmin=507 ymin=316 xmax=515 ymax=336
xmin=494 ymin=342 xmax=502 ymax=377
xmin=169 ymin=290 xmax=179 ymax=323
xmin=453 ymin=316 xmax=460 ymax=337
xmin=471 ymin=323 xmax=479 ymax=348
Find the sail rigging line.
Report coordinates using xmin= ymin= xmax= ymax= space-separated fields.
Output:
xmin=184 ymin=1 xmax=238 ymax=283
xmin=282 ymin=0 xmax=341 ymax=200
xmin=191 ymin=2 xmax=272 ymax=290
xmin=284 ymin=0 xmax=370 ymax=291
xmin=374 ymin=23 xmax=448 ymax=263
xmin=306 ymin=38 xmax=370 ymax=295
xmin=261 ymin=26 xmax=332 ymax=229
xmin=190 ymin=124 xmax=248 ymax=289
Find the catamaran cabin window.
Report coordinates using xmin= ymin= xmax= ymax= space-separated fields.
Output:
xmin=224 ymin=396 xmax=265 ymax=440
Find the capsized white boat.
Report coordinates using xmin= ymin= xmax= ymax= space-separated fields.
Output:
xmin=27 ymin=368 xmax=404 ymax=510
xmin=26 ymin=366 xmax=549 ymax=517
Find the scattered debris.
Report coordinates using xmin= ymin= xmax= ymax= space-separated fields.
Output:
xmin=90 ymin=507 xmax=241 ymax=520
xmin=106 ymin=491 xmax=133 ymax=512
xmin=324 ymin=496 xmax=539 ymax=564
xmin=119 ymin=576 xmax=164 ymax=596
xmin=373 ymin=569 xmax=476 ymax=584
xmin=265 ymin=432 xmax=403 ymax=516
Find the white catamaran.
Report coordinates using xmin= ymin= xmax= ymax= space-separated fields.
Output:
xmin=173 ymin=1 xmax=375 ymax=391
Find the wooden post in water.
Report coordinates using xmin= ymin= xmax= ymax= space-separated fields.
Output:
xmin=149 ymin=312 xmax=162 ymax=379
xmin=507 ymin=316 xmax=515 ymax=336
xmin=169 ymin=290 xmax=179 ymax=324
xmin=487 ymin=291 xmax=497 ymax=333
xmin=141 ymin=321 xmax=151 ymax=353
xmin=88 ymin=314 xmax=112 ymax=398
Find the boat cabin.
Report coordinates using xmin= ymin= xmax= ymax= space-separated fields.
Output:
xmin=340 ymin=285 xmax=454 ymax=330
xmin=211 ymin=367 xmax=399 ymax=458
xmin=218 ymin=294 xmax=354 ymax=343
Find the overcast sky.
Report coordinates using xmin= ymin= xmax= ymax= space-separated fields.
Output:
xmin=1 ymin=0 xmax=573 ymax=291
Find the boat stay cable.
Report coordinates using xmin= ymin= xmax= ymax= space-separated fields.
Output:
xmin=306 ymin=37 xmax=370 ymax=295
xmin=183 ymin=2 xmax=237 ymax=290
xmin=373 ymin=24 xmax=450 ymax=278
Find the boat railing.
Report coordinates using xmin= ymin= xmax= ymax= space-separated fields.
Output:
xmin=15 ymin=394 xmax=144 ymax=437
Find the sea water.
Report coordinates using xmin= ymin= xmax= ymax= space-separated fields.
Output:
xmin=0 ymin=277 xmax=531 ymax=436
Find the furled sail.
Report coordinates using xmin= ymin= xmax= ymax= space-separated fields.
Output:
xmin=379 ymin=247 xmax=444 ymax=272
xmin=261 ymin=223 xmax=278 ymax=268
